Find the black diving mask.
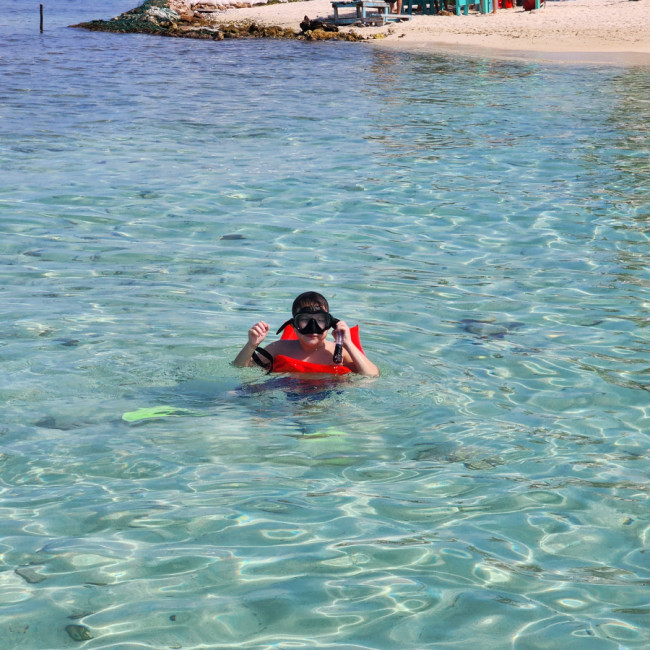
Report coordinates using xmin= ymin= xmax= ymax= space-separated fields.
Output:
xmin=276 ymin=310 xmax=339 ymax=336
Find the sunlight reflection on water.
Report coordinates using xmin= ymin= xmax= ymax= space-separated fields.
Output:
xmin=1 ymin=1 xmax=649 ymax=647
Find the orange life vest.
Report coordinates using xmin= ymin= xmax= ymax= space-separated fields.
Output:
xmin=266 ymin=324 xmax=364 ymax=374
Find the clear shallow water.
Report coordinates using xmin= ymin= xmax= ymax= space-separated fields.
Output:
xmin=1 ymin=1 xmax=649 ymax=648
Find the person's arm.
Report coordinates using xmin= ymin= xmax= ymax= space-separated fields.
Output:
xmin=233 ymin=321 xmax=270 ymax=368
xmin=335 ymin=321 xmax=380 ymax=377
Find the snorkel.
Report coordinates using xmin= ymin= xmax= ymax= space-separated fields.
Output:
xmin=333 ymin=330 xmax=343 ymax=365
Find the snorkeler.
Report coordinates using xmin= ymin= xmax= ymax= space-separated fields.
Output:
xmin=233 ymin=292 xmax=380 ymax=377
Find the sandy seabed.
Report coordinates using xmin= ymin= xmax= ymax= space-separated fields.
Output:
xmin=214 ymin=0 xmax=650 ymax=64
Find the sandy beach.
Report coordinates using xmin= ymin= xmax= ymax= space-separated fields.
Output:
xmin=212 ymin=0 xmax=650 ymax=64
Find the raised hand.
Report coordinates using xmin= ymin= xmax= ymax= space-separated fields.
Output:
xmin=332 ymin=320 xmax=351 ymax=346
xmin=248 ymin=321 xmax=270 ymax=348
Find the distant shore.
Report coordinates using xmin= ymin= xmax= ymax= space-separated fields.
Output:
xmin=77 ymin=0 xmax=650 ymax=65
xmin=217 ymin=0 xmax=650 ymax=64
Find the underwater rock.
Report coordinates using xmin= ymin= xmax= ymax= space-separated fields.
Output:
xmin=54 ymin=338 xmax=80 ymax=347
xmin=34 ymin=416 xmax=78 ymax=431
xmin=15 ymin=566 xmax=46 ymax=584
xmin=459 ymin=318 xmax=524 ymax=340
xmin=463 ymin=456 xmax=505 ymax=471
xmin=65 ymin=625 xmax=93 ymax=642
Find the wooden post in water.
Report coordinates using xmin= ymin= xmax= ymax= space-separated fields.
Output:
xmin=40 ymin=4 xmax=44 ymax=33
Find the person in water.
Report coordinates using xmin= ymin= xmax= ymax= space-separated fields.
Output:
xmin=233 ymin=292 xmax=380 ymax=377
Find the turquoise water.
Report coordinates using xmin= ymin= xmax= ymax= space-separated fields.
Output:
xmin=1 ymin=1 xmax=649 ymax=648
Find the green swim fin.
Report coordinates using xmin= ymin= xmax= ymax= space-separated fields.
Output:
xmin=122 ymin=405 xmax=196 ymax=422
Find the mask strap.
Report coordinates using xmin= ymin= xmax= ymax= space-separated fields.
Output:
xmin=276 ymin=319 xmax=293 ymax=335
xmin=252 ymin=347 xmax=273 ymax=373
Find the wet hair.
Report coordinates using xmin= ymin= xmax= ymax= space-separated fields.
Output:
xmin=292 ymin=291 xmax=329 ymax=316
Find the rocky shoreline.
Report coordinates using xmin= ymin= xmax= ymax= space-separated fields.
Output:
xmin=72 ymin=0 xmax=650 ymax=65
xmin=72 ymin=0 xmax=367 ymax=42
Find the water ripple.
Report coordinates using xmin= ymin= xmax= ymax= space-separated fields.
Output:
xmin=1 ymin=1 xmax=649 ymax=647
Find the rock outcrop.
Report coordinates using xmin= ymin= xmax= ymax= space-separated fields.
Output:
xmin=73 ymin=0 xmax=365 ymax=42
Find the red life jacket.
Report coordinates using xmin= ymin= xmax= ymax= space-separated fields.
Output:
xmin=270 ymin=324 xmax=364 ymax=375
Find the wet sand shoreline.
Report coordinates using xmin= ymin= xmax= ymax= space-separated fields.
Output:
xmin=215 ymin=0 xmax=650 ymax=64
xmin=78 ymin=0 xmax=650 ymax=65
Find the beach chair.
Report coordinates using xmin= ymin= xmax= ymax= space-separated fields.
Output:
xmin=332 ymin=0 xmax=392 ymax=24
xmin=401 ymin=0 xmax=417 ymax=13
xmin=455 ymin=0 xmax=493 ymax=14
xmin=402 ymin=0 xmax=439 ymax=13
xmin=422 ymin=0 xmax=441 ymax=14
